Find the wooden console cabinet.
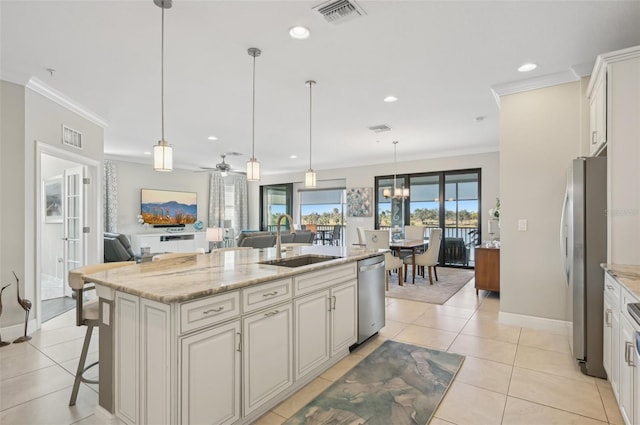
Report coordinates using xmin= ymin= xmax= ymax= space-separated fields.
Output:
xmin=475 ymin=247 xmax=500 ymax=294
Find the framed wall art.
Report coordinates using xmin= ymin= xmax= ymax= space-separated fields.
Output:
xmin=44 ymin=176 xmax=63 ymax=223
xmin=347 ymin=187 xmax=373 ymax=217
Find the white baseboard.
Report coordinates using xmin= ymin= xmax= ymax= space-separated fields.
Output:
xmin=0 ymin=318 xmax=38 ymax=342
xmin=499 ymin=311 xmax=572 ymax=336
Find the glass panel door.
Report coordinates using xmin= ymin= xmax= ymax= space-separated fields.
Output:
xmin=300 ymin=189 xmax=346 ymax=245
xmin=261 ymin=184 xmax=292 ymax=231
xmin=63 ymin=166 xmax=84 ymax=297
xmin=443 ymin=172 xmax=479 ymax=267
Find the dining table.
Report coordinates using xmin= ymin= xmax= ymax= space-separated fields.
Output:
xmin=389 ymin=238 xmax=429 ymax=284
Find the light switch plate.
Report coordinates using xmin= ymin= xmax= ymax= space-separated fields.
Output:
xmin=518 ymin=219 xmax=528 ymax=231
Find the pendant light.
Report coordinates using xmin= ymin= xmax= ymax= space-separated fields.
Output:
xmin=304 ymin=80 xmax=317 ymax=188
xmin=383 ymin=141 xmax=409 ymax=199
xmin=246 ymin=47 xmax=261 ymax=181
xmin=153 ymin=0 xmax=173 ymax=172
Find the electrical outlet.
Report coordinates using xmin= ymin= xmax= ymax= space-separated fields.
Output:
xmin=518 ymin=219 xmax=528 ymax=231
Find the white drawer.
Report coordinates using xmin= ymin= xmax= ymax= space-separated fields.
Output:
xmin=180 ymin=291 xmax=240 ymax=334
xmin=293 ymin=263 xmax=357 ymax=296
xmin=242 ymin=278 xmax=292 ymax=313
xmin=604 ymin=273 xmax=621 ymax=309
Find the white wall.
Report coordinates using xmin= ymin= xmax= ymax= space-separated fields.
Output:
xmin=111 ymin=159 xmax=210 ymax=237
xmin=252 ymin=151 xmax=500 ymax=247
xmin=1 ymin=80 xmax=105 ymax=333
xmin=499 ymin=80 xmax=587 ymax=323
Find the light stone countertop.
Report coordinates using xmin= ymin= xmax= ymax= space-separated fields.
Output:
xmin=602 ymin=263 xmax=640 ymax=300
xmin=84 ymin=245 xmax=383 ymax=304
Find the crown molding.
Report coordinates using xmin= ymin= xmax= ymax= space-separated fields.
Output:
xmin=25 ymin=77 xmax=109 ymax=128
xmin=490 ymin=69 xmax=581 ymax=107
xmin=0 ymin=70 xmax=31 ymax=86
xmin=586 ymin=45 xmax=640 ymax=95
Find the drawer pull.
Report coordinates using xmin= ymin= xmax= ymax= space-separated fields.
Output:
xmin=203 ymin=306 xmax=224 ymax=314
xmin=264 ymin=310 xmax=279 ymax=317
xmin=262 ymin=291 xmax=279 ymax=297
xmin=606 ymin=284 xmax=614 ymax=290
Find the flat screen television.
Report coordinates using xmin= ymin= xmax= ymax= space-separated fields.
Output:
xmin=140 ymin=189 xmax=197 ymax=225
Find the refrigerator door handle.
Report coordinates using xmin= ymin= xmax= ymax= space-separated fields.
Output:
xmin=560 ymin=183 xmax=570 ymax=285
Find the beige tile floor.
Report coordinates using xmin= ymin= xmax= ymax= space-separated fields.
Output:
xmin=0 ymin=279 xmax=625 ymax=425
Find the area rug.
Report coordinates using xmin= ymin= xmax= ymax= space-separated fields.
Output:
xmin=386 ymin=267 xmax=474 ymax=304
xmin=284 ymin=340 xmax=464 ymax=425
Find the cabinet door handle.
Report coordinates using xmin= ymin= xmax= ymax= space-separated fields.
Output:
xmin=625 ymin=342 xmax=636 ymax=367
xmin=203 ymin=306 xmax=224 ymax=314
xmin=264 ymin=310 xmax=279 ymax=317
xmin=332 ymin=295 xmax=337 ymax=310
xmin=605 ymin=309 xmax=612 ymax=326
xmin=262 ymin=291 xmax=278 ymax=297
xmin=236 ymin=332 xmax=241 ymax=352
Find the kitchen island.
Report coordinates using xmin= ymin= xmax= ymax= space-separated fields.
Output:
xmin=84 ymin=245 xmax=382 ymax=425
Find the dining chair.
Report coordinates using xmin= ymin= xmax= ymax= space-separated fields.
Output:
xmin=364 ymin=229 xmax=403 ymax=290
xmin=151 ymin=248 xmax=206 ymax=261
xmin=404 ymin=225 xmax=425 ymax=241
xmin=403 ymin=228 xmax=442 ymax=285
xmin=67 ymin=260 xmax=134 ymax=406
xmin=327 ymin=225 xmax=341 ymax=246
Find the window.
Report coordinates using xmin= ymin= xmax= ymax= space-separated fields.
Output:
xmin=300 ymin=188 xmax=346 ymax=245
xmin=375 ymin=169 xmax=481 ymax=268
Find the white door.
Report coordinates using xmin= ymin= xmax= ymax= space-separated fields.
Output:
xmin=63 ymin=166 xmax=84 ymax=296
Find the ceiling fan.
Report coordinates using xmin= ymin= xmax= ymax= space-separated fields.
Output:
xmin=200 ymin=152 xmax=243 ymax=175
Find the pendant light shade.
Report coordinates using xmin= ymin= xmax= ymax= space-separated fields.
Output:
xmin=246 ymin=47 xmax=261 ymax=181
xmin=305 ymin=80 xmax=317 ymax=188
xmin=154 ymin=140 xmax=173 ymax=171
xmin=152 ymin=0 xmax=173 ymax=172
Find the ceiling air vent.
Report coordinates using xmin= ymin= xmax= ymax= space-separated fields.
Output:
xmin=368 ymin=124 xmax=392 ymax=133
xmin=313 ymin=0 xmax=366 ymax=24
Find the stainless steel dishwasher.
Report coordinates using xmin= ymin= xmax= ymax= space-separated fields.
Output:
xmin=356 ymin=255 xmax=386 ymax=345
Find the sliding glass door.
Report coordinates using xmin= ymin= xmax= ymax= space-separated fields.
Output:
xmin=443 ymin=172 xmax=479 ymax=267
xmin=260 ymin=184 xmax=293 ymax=231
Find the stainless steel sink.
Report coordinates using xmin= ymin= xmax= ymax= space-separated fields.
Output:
xmin=258 ymin=254 xmax=340 ymax=268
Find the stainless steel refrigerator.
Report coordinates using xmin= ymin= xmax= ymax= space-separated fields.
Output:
xmin=561 ymin=156 xmax=607 ymax=378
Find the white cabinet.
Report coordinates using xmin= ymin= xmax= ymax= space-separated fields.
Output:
xmin=131 ymin=232 xmax=208 ymax=255
xmin=294 ymin=268 xmax=357 ymax=381
xmin=590 ymin=47 xmax=640 ymax=265
xmin=330 ymin=281 xmax=358 ymax=356
xmin=603 ymin=271 xmax=639 ymax=425
xmin=619 ymin=312 xmax=636 ymax=425
xmin=295 ymin=291 xmax=331 ymax=380
xmin=180 ymin=320 xmax=241 ymax=425
xmin=243 ymin=302 xmax=293 ymax=416
xmin=588 ymin=69 xmax=607 ymax=156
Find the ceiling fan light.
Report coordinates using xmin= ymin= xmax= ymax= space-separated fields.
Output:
xmin=247 ymin=158 xmax=260 ymax=181
xmin=153 ymin=140 xmax=173 ymax=172
xmin=305 ymin=169 xmax=317 ymax=188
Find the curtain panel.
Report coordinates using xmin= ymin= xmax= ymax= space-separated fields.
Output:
xmin=208 ymin=171 xmax=226 ymax=228
xmin=104 ymin=159 xmax=118 ymax=232
xmin=230 ymin=174 xmax=248 ymax=237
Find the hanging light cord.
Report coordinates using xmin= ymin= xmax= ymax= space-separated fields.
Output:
xmin=393 ymin=141 xmax=398 ymax=191
xmin=160 ymin=6 xmax=165 ymax=142
xmin=251 ymin=53 xmax=256 ymax=159
xmin=309 ymin=82 xmax=313 ymax=170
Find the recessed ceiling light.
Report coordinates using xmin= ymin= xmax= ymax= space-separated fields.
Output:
xmin=383 ymin=96 xmax=398 ymax=103
xmin=290 ymin=155 xmax=297 ymax=159
xmin=143 ymin=151 xmax=152 ymax=155
xmin=474 ymin=115 xmax=486 ymax=122
xmin=518 ymin=63 xmax=537 ymax=72
xmin=289 ymin=26 xmax=310 ymax=39
xmin=207 ymin=136 xmax=218 ymax=141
